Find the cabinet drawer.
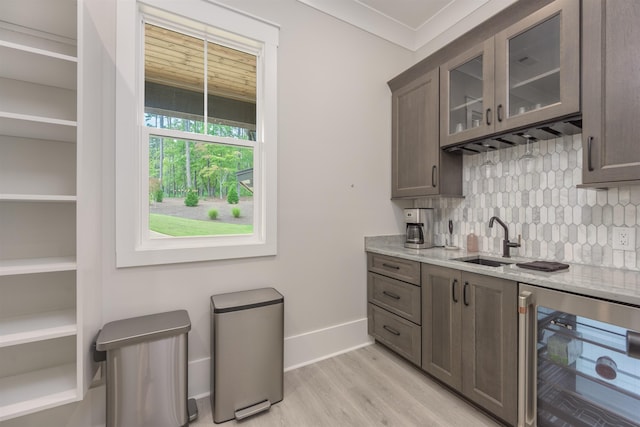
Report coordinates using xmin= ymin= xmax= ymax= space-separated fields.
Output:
xmin=368 ymin=272 xmax=421 ymax=324
xmin=367 ymin=253 xmax=420 ymax=285
xmin=368 ymin=304 xmax=421 ymax=365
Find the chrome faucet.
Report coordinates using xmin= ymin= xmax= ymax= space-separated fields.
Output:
xmin=489 ymin=216 xmax=521 ymax=258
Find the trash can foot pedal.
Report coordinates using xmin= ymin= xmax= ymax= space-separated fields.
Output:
xmin=235 ymin=400 xmax=271 ymax=420
xmin=188 ymin=398 xmax=198 ymax=422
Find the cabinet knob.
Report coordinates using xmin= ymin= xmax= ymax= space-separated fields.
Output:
xmin=486 ymin=108 xmax=492 ymax=126
xmin=432 ymin=165 xmax=437 ymax=187
xmin=497 ymin=104 xmax=504 ymax=122
xmin=452 ymin=279 xmax=459 ymax=303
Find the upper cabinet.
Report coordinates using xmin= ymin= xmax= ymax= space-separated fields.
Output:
xmin=581 ymin=0 xmax=640 ymax=187
xmin=440 ymin=0 xmax=580 ymax=148
xmin=391 ymin=68 xmax=462 ymax=198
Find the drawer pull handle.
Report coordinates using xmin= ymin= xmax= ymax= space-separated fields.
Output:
xmin=383 ymin=291 xmax=401 ymax=300
xmin=486 ymin=108 xmax=492 ymax=126
xmin=383 ymin=325 xmax=401 ymax=336
xmin=497 ymin=104 xmax=504 ymax=122
xmin=382 ymin=263 xmax=400 ymax=270
xmin=452 ymin=279 xmax=458 ymax=303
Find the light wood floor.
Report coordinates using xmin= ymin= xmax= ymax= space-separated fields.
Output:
xmin=192 ymin=343 xmax=502 ymax=426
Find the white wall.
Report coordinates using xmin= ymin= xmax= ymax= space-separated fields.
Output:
xmin=100 ymin=0 xmax=412 ymax=363
xmin=0 ymin=1 xmax=412 ymax=426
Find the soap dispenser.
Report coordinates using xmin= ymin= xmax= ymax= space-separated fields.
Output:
xmin=467 ymin=230 xmax=479 ymax=252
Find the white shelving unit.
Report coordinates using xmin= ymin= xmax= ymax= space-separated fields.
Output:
xmin=0 ymin=0 xmax=92 ymax=421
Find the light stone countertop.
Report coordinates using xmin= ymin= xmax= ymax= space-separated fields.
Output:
xmin=365 ymin=235 xmax=640 ymax=307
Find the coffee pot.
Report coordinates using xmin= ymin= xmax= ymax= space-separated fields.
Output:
xmin=404 ymin=208 xmax=434 ymax=249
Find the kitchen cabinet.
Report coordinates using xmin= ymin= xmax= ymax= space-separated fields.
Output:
xmin=581 ymin=0 xmax=640 ymax=187
xmin=440 ymin=0 xmax=579 ymax=148
xmin=0 ymin=0 xmax=101 ymax=421
xmin=422 ymin=265 xmax=517 ymax=426
xmin=367 ymin=253 xmax=421 ymax=365
xmin=391 ymin=68 xmax=462 ymax=198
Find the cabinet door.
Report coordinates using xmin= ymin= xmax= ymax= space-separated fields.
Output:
xmin=440 ymin=39 xmax=495 ymax=147
xmin=421 ymin=265 xmax=462 ymax=390
xmin=494 ymin=0 xmax=579 ymax=133
xmin=582 ymin=0 xmax=640 ymax=185
xmin=461 ymin=273 xmax=517 ymax=426
xmin=391 ymin=68 xmax=439 ymax=198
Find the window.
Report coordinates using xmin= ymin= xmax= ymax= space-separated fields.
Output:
xmin=116 ymin=0 xmax=279 ymax=267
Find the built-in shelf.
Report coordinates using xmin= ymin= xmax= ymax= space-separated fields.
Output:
xmin=0 ymin=194 xmax=77 ymax=203
xmin=0 ymin=24 xmax=76 ymax=58
xmin=0 ymin=42 xmax=76 ymax=90
xmin=0 ymin=113 xmax=76 ymax=143
xmin=0 ymin=257 xmax=77 ymax=277
xmin=0 ymin=363 xmax=77 ymax=422
xmin=0 ymin=0 xmax=85 ymax=421
xmin=0 ymin=309 xmax=76 ymax=348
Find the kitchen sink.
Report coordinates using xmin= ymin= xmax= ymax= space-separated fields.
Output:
xmin=453 ymin=256 xmax=513 ymax=267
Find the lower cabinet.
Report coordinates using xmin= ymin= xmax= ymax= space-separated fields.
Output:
xmin=422 ymin=264 xmax=518 ymax=426
xmin=366 ymin=253 xmax=421 ymax=366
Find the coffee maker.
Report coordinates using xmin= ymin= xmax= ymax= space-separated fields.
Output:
xmin=404 ymin=208 xmax=434 ymax=249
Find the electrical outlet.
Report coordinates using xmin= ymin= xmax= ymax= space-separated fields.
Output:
xmin=612 ymin=227 xmax=636 ymax=251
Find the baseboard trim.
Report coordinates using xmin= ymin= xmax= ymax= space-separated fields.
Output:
xmin=187 ymin=317 xmax=372 ymax=398
xmin=283 ymin=317 xmax=373 ymax=372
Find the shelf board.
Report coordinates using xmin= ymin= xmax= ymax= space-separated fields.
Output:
xmin=450 ymin=97 xmax=483 ymax=112
xmin=0 ymin=194 xmax=77 ymax=203
xmin=0 ymin=22 xmax=76 ymax=59
xmin=0 ymin=363 xmax=77 ymax=422
xmin=0 ymin=113 xmax=76 ymax=143
xmin=510 ymin=67 xmax=560 ymax=90
xmin=0 ymin=309 xmax=76 ymax=348
xmin=0 ymin=257 xmax=76 ymax=276
xmin=0 ymin=43 xmax=76 ymax=90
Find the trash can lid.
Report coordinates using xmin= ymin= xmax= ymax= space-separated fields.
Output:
xmin=211 ymin=287 xmax=283 ymax=313
xmin=96 ymin=309 xmax=191 ymax=351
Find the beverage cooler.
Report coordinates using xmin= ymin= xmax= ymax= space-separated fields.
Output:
xmin=518 ymin=284 xmax=640 ymax=427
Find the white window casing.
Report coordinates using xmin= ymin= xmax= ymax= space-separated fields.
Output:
xmin=115 ymin=0 xmax=279 ymax=267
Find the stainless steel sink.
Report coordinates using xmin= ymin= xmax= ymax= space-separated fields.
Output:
xmin=453 ymin=255 xmax=513 ymax=267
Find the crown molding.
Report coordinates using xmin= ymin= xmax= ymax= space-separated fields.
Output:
xmin=296 ymin=0 xmax=519 ymax=52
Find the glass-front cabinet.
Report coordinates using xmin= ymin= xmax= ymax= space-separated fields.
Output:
xmin=440 ymin=40 xmax=494 ymax=147
xmin=440 ymin=0 xmax=580 ymax=147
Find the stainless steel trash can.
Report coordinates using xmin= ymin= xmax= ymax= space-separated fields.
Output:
xmin=96 ymin=310 xmax=193 ymax=427
xmin=210 ymin=288 xmax=284 ymax=423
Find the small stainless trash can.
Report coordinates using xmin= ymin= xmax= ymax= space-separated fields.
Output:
xmin=96 ymin=310 xmax=194 ymax=427
xmin=210 ymin=288 xmax=284 ymax=423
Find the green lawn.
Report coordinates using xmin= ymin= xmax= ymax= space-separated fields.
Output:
xmin=149 ymin=213 xmax=252 ymax=236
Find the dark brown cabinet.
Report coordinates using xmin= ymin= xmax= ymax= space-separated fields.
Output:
xmin=582 ymin=0 xmax=640 ymax=186
xmin=390 ymin=68 xmax=462 ymax=198
xmin=422 ymin=265 xmax=517 ymax=426
xmin=440 ymin=0 xmax=580 ymax=148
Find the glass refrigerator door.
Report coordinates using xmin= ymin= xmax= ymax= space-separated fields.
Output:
xmin=536 ymin=306 xmax=640 ymax=427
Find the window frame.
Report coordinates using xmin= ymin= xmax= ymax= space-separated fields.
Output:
xmin=115 ymin=0 xmax=279 ymax=267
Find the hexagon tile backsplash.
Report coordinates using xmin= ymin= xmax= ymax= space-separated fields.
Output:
xmin=415 ymin=134 xmax=640 ymax=271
